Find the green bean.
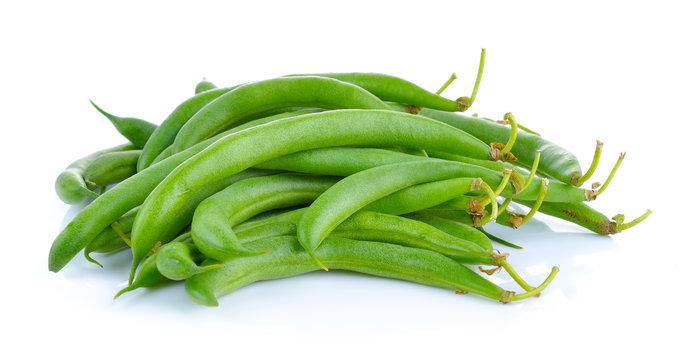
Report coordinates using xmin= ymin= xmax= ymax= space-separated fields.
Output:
xmin=170 ymin=76 xmax=392 ymax=153
xmin=192 ymin=174 xmax=339 ymax=261
xmin=156 ymin=242 xmax=224 ymax=281
xmin=194 ymin=78 xmax=217 ymax=94
xmin=332 ymin=211 xmax=493 ymax=264
xmin=297 ymin=160 xmax=499 ymax=268
xmin=89 ymin=101 xmax=157 ymax=149
xmin=185 ymin=236 xmax=557 ymax=306
xmin=55 ymin=143 xmax=135 ymax=204
xmin=514 ymin=200 xmax=651 ymax=235
xmin=137 ymin=86 xmax=239 ymax=172
xmin=286 ymin=72 xmax=463 ymax=112
xmin=129 ymin=109 xmax=493 ymax=281
xmin=83 ymin=150 xmax=141 ymax=189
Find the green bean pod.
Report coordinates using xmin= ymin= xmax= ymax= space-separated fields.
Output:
xmin=287 ymin=72 xmax=462 ymax=112
xmin=416 ymin=108 xmax=582 ymax=186
xmin=137 ymin=86 xmax=239 ymax=171
xmin=55 ymin=143 xmax=135 ymax=204
xmin=171 ymin=76 xmax=392 ymax=153
xmin=194 ymin=78 xmax=217 ymax=94
xmin=192 ymin=174 xmax=339 ymax=261
xmin=332 ymin=211 xmax=492 ymax=264
xmin=83 ymin=150 xmax=141 ymax=188
xmin=185 ymin=236 xmax=552 ymax=306
xmin=89 ymin=101 xmax=157 ymax=149
xmin=129 ymin=109 xmax=493 ymax=281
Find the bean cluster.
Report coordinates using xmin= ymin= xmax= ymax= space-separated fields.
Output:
xmin=50 ymin=50 xmax=650 ymax=305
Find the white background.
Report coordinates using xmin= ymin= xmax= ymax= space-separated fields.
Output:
xmin=1 ymin=0 xmax=684 ymax=358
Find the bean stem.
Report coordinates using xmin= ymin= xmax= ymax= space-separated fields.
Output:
xmin=469 ymin=49 xmax=486 ymax=107
xmin=573 ymin=140 xmax=604 ymax=186
xmin=457 ymin=48 xmax=486 ymax=111
xmin=111 ymin=222 xmax=131 ymax=247
xmin=479 ymin=169 xmax=512 ymax=207
xmin=505 ymin=266 xmax=559 ymax=303
xmin=436 ymin=73 xmax=457 ymax=95
xmin=478 ymin=181 xmax=498 ymax=222
xmin=596 ymin=152 xmax=625 ymax=196
xmin=615 ymin=210 xmax=652 ymax=232
xmin=520 ymin=179 xmax=549 ymax=225
xmin=522 ymin=150 xmax=542 ymax=192
xmin=501 ymin=112 xmax=518 ymax=156
xmin=495 ymin=257 xmax=534 ymax=292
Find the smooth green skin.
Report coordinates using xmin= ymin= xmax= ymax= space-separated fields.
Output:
xmin=137 ymin=86 xmax=238 ymax=172
xmin=171 ymin=76 xmax=392 ymax=153
xmin=150 ymin=108 xmax=324 ymax=167
xmin=416 ymin=107 xmax=582 ymax=185
xmin=404 ymin=212 xmax=492 ymax=250
xmin=185 ymin=236 xmax=507 ymax=306
xmin=83 ymin=150 xmax=141 ymax=188
xmin=156 ymin=242 xmax=223 ymax=281
xmin=515 ymin=200 xmax=616 ymax=235
xmin=89 ymin=101 xmax=157 ymax=149
xmin=256 ymin=147 xmax=425 ymax=176
xmin=258 ymin=147 xmax=587 ymax=203
xmin=332 ymin=211 xmax=492 ymax=264
xmin=55 ymin=143 xmax=135 ymax=204
xmin=192 ymin=174 xmax=340 ymax=261
xmin=288 ymin=72 xmax=460 ymax=112
xmin=130 ymin=109 xmax=494 ymax=279
xmin=362 ymin=178 xmax=479 ymax=215
xmin=195 ymin=78 xmax=218 ymax=94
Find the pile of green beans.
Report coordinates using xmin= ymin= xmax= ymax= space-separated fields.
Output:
xmin=50 ymin=50 xmax=651 ymax=306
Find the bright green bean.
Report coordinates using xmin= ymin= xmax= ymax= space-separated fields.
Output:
xmin=171 ymin=76 xmax=392 ymax=153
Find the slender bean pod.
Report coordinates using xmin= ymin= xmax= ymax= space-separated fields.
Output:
xmin=171 ymin=76 xmax=392 ymax=153
xmin=185 ymin=236 xmax=556 ymax=306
